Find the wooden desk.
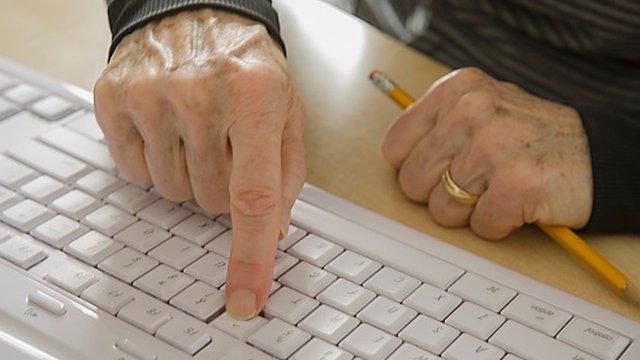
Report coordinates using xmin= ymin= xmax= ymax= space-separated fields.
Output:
xmin=1 ymin=0 xmax=638 ymax=321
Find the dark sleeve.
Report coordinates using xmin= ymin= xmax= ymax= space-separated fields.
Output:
xmin=577 ymin=106 xmax=640 ymax=233
xmin=107 ymin=0 xmax=283 ymax=59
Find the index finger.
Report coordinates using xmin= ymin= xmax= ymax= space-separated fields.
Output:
xmin=381 ymin=67 xmax=491 ymax=168
xmin=225 ymin=119 xmax=283 ymax=320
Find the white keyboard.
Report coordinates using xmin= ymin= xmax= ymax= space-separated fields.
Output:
xmin=0 ymin=57 xmax=638 ymax=360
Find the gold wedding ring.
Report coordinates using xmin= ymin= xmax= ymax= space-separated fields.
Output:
xmin=442 ymin=166 xmax=480 ymax=206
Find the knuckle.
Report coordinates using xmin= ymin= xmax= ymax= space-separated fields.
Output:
xmin=122 ymin=78 xmax=155 ymax=113
xmin=398 ymin=168 xmax=424 ymax=202
xmin=457 ymin=88 xmax=497 ymax=114
xmin=454 ymin=67 xmax=489 ymax=82
xmin=230 ymin=185 xmax=279 ymax=218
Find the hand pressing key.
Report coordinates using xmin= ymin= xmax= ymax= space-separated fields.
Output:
xmin=94 ymin=9 xmax=306 ymax=319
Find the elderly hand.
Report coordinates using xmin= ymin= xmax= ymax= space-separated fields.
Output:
xmin=94 ymin=9 xmax=305 ymax=319
xmin=382 ymin=68 xmax=592 ymax=239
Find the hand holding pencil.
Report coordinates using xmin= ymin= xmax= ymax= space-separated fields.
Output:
xmin=370 ymin=70 xmax=638 ymax=304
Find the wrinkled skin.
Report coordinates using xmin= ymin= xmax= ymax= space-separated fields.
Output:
xmin=382 ymin=68 xmax=593 ymax=239
xmin=94 ymin=9 xmax=305 ymax=319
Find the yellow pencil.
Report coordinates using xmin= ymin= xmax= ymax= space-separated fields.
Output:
xmin=369 ymin=70 xmax=638 ymax=305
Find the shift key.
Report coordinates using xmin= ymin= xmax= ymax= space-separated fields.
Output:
xmin=557 ymin=317 xmax=630 ymax=360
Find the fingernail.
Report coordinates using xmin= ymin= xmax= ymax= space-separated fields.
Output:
xmin=227 ymin=290 xmax=258 ymax=320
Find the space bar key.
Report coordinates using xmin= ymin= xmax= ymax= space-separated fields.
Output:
xmin=489 ymin=320 xmax=598 ymax=360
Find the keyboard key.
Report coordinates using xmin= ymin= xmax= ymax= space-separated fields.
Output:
xmin=138 ymin=199 xmax=191 ymax=230
xmin=399 ymin=314 xmax=459 ymax=354
xmin=291 ymin=338 xmax=353 ymax=360
xmin=31 ymin=215 xmax=89 ymax=248
xmin=500 ymin=294 xmax=571 ymax=336
xmin=64 ymin=230 xmax=123 ymax=266
xmin=0 ymin=236 xmax=46 ymax=269
xmin=114 ymin=221 xmax=171 ymax=253
xmin=0 ymin=98 xmax=19 ymax=120
xmin=82 ymin=204 xmax=136 ymax=236
xmin=363 ymin=266 xmax=420 ymax=302
xmin=0 ymin=186 xmax=23 ymax=210
xmin=248 ymin=317 xmax=311 ymax=359
xmin=75 ymin=169 xmax=124 ymax=198
xmin=30 ymin=96 xmax=76 ymax=120
xmin=621 ymin=341 xmax=640 ymax=360
xmin=98 ymin=247 xmax=158 ymax=283
xmin=44 ymin=262 xmax=98 ymax=295
xmin=39 ymin=127 xmax=115 ymax=172
xmin=156 ymin=317 xmax=211 ymax=355
xmin=442 ymin=333 xmax=504 ymax=360
xmin=19 ymin=175 xmax=68 ymax=204
xmin=503 ymin=355 xmax=524 ymax=360
xmin=357 ymin=296 xmax=417 ymax=334
xmin=205 ymin=229 xmax=232 ymax=257
xmin=445 ymin=302 xmax=505 ymax=340
xmin=317 ymin=278 xmax=376 ymax=316
xmin=448 ymin=272 xmax=516 ymax=312
xmin=171 ymin=214 xmax=226 ymax=246
xmin=339 ymin=323 xmax=401 ymax=360
xmin=50 ymin=190 xmax=101 ymax=220
xmin=133 ymin=264 xmax=194 ymax=301
xmin=264 ymin=287 xmax=319 ymax=324
xmin=489 ymin=320 xmax=597 ymax=360
xmin=325 ymin=250 xmax=381 ymax=284
xmin=557 ymin=317 xmax=630 ymax=360
xmin=218 ymin=345 xmax=271 ymax=360
xmin=106 ymin=185 xmax=158 ymax=214
xmin=184 ymin=252 xmax=228 ymax=287
xmin=8 ymin=140 xmax=88 ymax=183
xmin=279 ymin=261 xmax=336 ymax=297
xmin=299 ymin=305 xmax=359 ymax=344
xmin=294 ymin=203 xmax=465 ymax=289
xmin=118 ymin=297 xmax=172 ymax=334
xmin=0 ymin=154 xmax=37 ymax=189
xmin=212 ymin=312 xmax=268 ymax=341
xmin=81 ymin=277 xmax=135 ymax=314
xmin=216 ymin=213 xmax=232 ymax=227
xmin=0 ymin=73 xmax=16 ymax=91
xmin=389 ymin=343 xmax=441 ymax=360
xmin=148 ymin=236 xmax=206 ymax=270
xmin=288 ymin=234 xmax=343 ymax=267
xmin=65 ymin=112 xmax=105 ymax=142
xmin=170 ymin=281 xmax=225 ymax=322
xmin=1 ymin=199 xmax=54 ymax=232
xmin=273 ymin=250 xmax=298 ymax=278
xmin=403 ymin=283 xmax=462 ymax=321
xmin=182 ymin=201 xmax=213 ymax=216
xmin=4 ymin=84 xmax=45 ymax=104
xmin=27 ymin=291 xmax=66 ymax=316
xmin=278 ymin=224 xmax=307 ymax=250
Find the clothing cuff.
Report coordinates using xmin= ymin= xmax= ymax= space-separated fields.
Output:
xmin=107 ymin=0 xmax=284 ymax=59
xmin=576 ymin=105 xmax=640 ymax=233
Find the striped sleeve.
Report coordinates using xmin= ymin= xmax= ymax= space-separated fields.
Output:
xmin=106 ymin=0 xmax=283 ymax=59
